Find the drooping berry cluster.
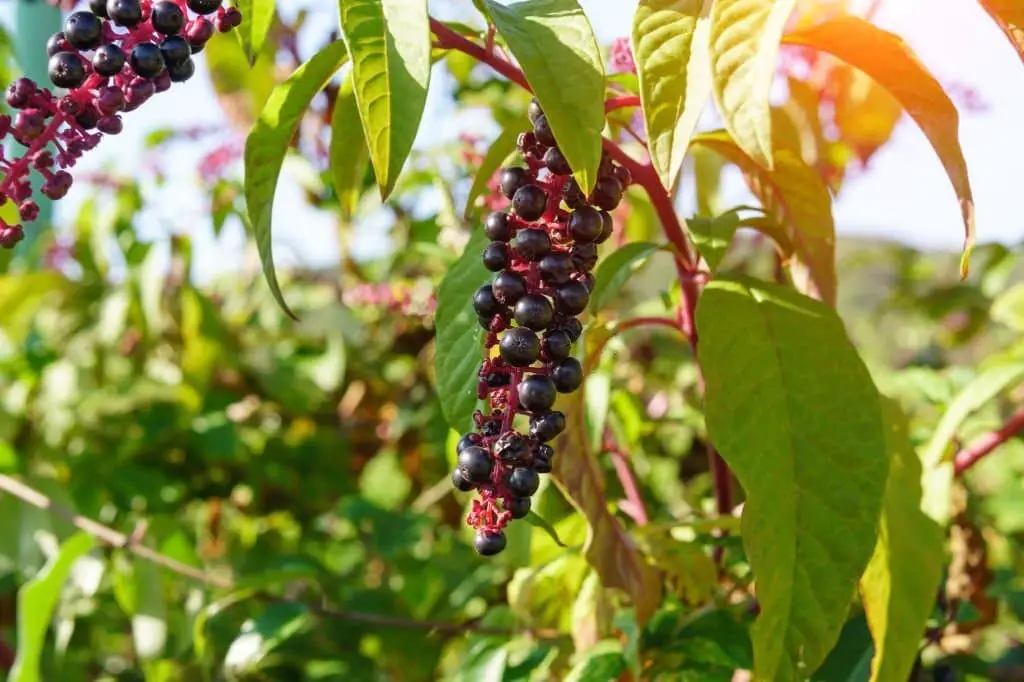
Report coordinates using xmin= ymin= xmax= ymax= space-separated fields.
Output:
xmin=0 ymin=0 xmax=241 ymax=247
xmin=452 ymin=99 xmax=631 ymax=556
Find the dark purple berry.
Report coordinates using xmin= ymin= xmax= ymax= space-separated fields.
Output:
xmin=570 ymin=242 xmax=599 ymax=272
xmin=88 ymin=0 xmax=108 ymax=16
xmin=107 ymin=0 xmax=143 ymax=27
xmin=167 ymin=59 xmax=195 ymax=83
xmin=533 ymin=444 xmax=555 ymax=473
xmin=530 ymin=411 xmax=566 ymax=442
xmin=512 ymin=185 xmax=547 ymax=222
xmin=554 ymin=281 xmax=590 ymax=316
xmin=577 ymin=272 xmax=596 ymax=293
xmin=92 ymin=44 xmax=127 ymax=77
xmin=48 ymin=52 xmax=86 ymax=89
xmin=42 ymin=171 xmax=73 ymax=200
xmin=452 ymin=468 xmax=475 ymax=492
xmin=595 ymin=210 xmax=614 ymax=244
xmin=481 ymin=420 xmax=502 ymax=437
xmin=5 ymin=79 xmax=35 ymax=109
xmin=94 ymin=86 xmax=124 ymax=115
xmin=500 ymin=167 xmax=529 ymax=200
xmin=97 ymin=115 xmax=123 ymax=135
xmin=492 ymin=270 xmax=528 ymax=306
xmin=561 ymin=317 xmax=584 ymax=342
xmin=538 ymin=252 xmax=573 ymax=286
xmin=15 ymin=110 xmax=46 ymax=140
xmin=499 ymin=327 xmax=540 ymax=367
xmin=19 ymin=202 xmax=39 ymax=222
xmin=542 ymin=330 xmax=572 ymax=362
xmin=185 ymin=18 xmax=216 ymax=52
xmin=457 ymin=433 xmax=482 ymax=453
xmin=507 ymin=467 xmax=541 ymax=497
xmin=482 ymin=242 xmax=510 ymax=272
xmin=46 ymin=33 xmax=69 ymax=58
xmin=589 ymin=176 xmax=624 ymax=211
xmin=473 ymin=284 xmax=504 ymax=318
xmin=221 ymin=7 xmax=243 ymax=29
xmin=506 ymin=496 xmax=531 ymax=519
xmin=518 ymin=375 xmax=557 ymax=412
xmin=533 ymin=114 xmax=556 ymax=146
xmin=64 ymin=12 xmax=104 ymax=50
xmin=75 ymin=106 xmax=100 ymax=130
xmin=569 ymin=206 xmax=603 ymax=243
xmin=613 ymin=165 xmax=632 ymax=188
xmin=474 ymin=530 xmax=507 ymax=556
xmin=551 ymin=358 xmax=583 ymax=393
xmin=512 ymin=228 xmax=551 ymax=261
xmin=187 ymin=0 xmax=221 ymax=15
xmin=130 ymin=43 xmax=165 ymax=78
xmin=151 ymin=1 xmax=186 ymax=34
xmin=563 ymin=178 xmax=586 ymax=209
xmin=458 ymin=446 xmax=492 ymax=484
xmin=485 ymin=372 xmax=510 ymax=388
xmin=543 ymin=146 xmax=571 ymax=175
xmin=153 ymin=71 xmax=173 ymax=93
xmin=527 ymin=97 xmax=544 ymax=125
xmin=159 ymin=36 xmax=192 ymax=66
xmin=495 ymin=433 xmax=529 ymax=463
xmin=514 ymin=294 xmax=553 ymax=331
xmin=484 ymin=211 xmax=514 ymax=242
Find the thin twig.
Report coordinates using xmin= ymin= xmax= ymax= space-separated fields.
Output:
xmin=0 ymin=474 xmax=561 ymax=639
xmin=604 ymin=429 xmax=650 ymax=526
xmin=953 ymin=405 xmax=1024 ymax=476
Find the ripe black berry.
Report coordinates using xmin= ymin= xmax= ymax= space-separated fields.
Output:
xmin=514 ymin=294 xmax=553 ymax=331
xmin=563 ymin=178 xmax=586 ymax=209
xmin=595 ymin=210 xmax=614 ymax=243
xmin=518 ymin=375 xmax=557 ymax=412
xmin=554 ymin=281 xmax=590 ymax=316
xmin=151 ymin=1 xmax=186 ymax=34
xmin=107 ymin=0 xmax=143 ymax=27
xmin=88 ymin=0 xmax=108 ymax=17
xmin=481 ymin=420 xmax=502 ymax=437
xmin=533 ymin=114 xmax=556 ymax=146
xmin=46 ymin=33 xmax=68 ymax=58
xmin=508 ymin=467 xmax=541 ymax=497
xmin=530 ymin=411 xmax=566 ymax=442
xmin=485 ymin=372 xmax=510 ymax=388
xmin=589 ymin=176 xmax=624 ymax=211
xmin=484 ymin=211 xmax=513 ymax=241
xmin=159 ymin=36 xmax=192 ymax=66
xmin=186 ymin=18 xmax=216 ymax=52
xmin=457 ymin=433 xmax=482 ymax=453
xmin=188 ymin=0 xmax=221 ymax=14
xmin=570 ymin=242 xmax=599 ymax=272
xmin=506 ymin=496 xmax=531 ymax=519
xmin=481 ymin=241 xmax=510 ymax=272
xmin=533 ymin=444 xmax=555 ymax=474
xmin=512 ymin=228 xmax=551 ymax=261
xmin=538 ymin=252 xmax=573 ymax=286
xmin=452 ymin=469 xmax=475 ymax=492
xmin=613 ymin=165 xmax=632 ymax=188
xmin=472 ymin=284 xmax=503 ymax=318
xmin=527 ymin=97 xmax=544 ymax=126
xmin=492 ymin=270 xmax=528 ymax=305
xmin=474 ymin=530 xmax=507 ymax=556
xmin=562 ymin=318 xmax=583 ymax=343
xmin=458 ymin=446 xmax=492 ymax=484
xmin=512 ymin=185 xmax=547 ymax=222
xmin=130 ymin=43 xmax=165 ymax=78
xmin=92 ymin=44 xmax=127 ymax=77
xmin=552 ymin=358 xmax=583 ymax=393
xmin=569 ymin=206 xmax=603 ymax=243
xmin=499 ymin=327 xmax=540 ymax=367
xmin=543 ymin=146 xmax=571 ymax=175
xmin=167 ymin=59 xmax=196 ymax=83
xmin=577 ymin=272 xmax=596 ymax=292
xmin=500 ymin=167 xmax=528 ymax=200
xmin=48 ymin=53 xmax=86 ymax=90
xmin=495 ymin=432 xmax=529 ymax=463
xmin=542 ymin=330 xmax=573 ymax=361
xmin=64 ymin=12 xmax=104 ymax=50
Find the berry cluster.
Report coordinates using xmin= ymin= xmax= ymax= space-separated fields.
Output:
xmin=452 ymin=99 xmax=631 ymax=556
xmin=0 ymin=0 xmax=241 ymax=247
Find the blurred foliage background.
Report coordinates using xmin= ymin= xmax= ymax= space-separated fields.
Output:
xmin=0 ymin=2 xmax=1023 ymax=681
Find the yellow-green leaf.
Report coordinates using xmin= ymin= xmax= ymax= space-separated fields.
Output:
xmin=464 ymin=122 xmax=522 ymax=220
xmin=708 ymin=0 xmax=798 ymax=170
xmin=235 ymin=0 xmax=276 ymax=66
xmin=691 ymin=130 xmax=836 ymax=305
xmin=860 ymin=399 xmax=944 ymax=682
xmin=782 ymin=15 xmax=976 ymax=278
xmin=245 ymin=40 xmax=349 ymax=318
xmin=329 ymin=73 xmax=370 ymax=221
xmin=697 ymin=276 xmax=889 ymax=681
xmin=632 ymin=0 xmax=714 ymax=188
xmin=688 ymin=210 xmax=740 ymax=273
xmin=339 ymin=0 xmax=432 ymax=199
xmin=553 ymin=391 xmax=663 ymax=626
xmin=977 ymin=0 xmax=1024 ymax=65
xmin=485 ymin=0 xmax=605 ymax=193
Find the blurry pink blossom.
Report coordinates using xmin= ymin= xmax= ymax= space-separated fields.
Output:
xmin=609 ymin=37 xmax=637 ymax=75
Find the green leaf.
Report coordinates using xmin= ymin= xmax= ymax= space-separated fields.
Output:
xmin=330 ymin=73 xmax=370 ymax=221
xmin=223 ymin=602 xmax=313 ymax=675
xmin=812 ymin=615 xmax=873 ymax=682
xmin=860 ymin=399 xmax=944 ymax=682
xmin=339 ymin=0 xmax=432 ymax=199
xmin=589 ymin=241 xmax=662 ymax=313
xmin=235 ymin=0 xmax=276 ymax=66
xmin=991 ymin=282 xmax=1024 ymax=332
xmin=435 ymin=229 xmax=490 ymax=431
xmin=464 ymin=122 xmax=522 ymax=219
xmin=11 ymin=533 xmax=97 ymax=682
xmin=114 ymin=554 xmax=168 ymax=661
xmin=525 ymin=511 xmax=568 ymax=548
xmin=564 ymin=640 xmax=625 ymax=682
xmin=782 ymin=16 xmax=976 ymax=278
xmin=691 ymin=131 xmax=836 ymax=305
xmin=485 ymin=0 xmax=605 ymax=193
xmin=632 ymin=0 xmax=713 ymax=188
xmin=245 ymin=39 xmax=349 ymax=319
xmin=688 ymin=211 xmax=739 ymax=273
xmin=708 ymin=0 xmax=797 ymax=170
xmin=975 ymin=0 xmax=1024 ymax=66
xmin=696 ymin=276 xmax=890 ymax=681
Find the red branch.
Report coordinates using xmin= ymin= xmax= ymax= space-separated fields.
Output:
xmin=605 ymin=95 xmax=640 ymax=112
xmin=954 ymin=405 xmax=1024 ymax=476
xmin=605 ymin=429 xmax=649 ymax=526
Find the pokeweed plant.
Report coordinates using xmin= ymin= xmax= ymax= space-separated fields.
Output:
xmin=3 ymin=0 xmax=1024 ymax=679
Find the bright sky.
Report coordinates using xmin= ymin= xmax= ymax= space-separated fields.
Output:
xmin=3 ymin=0 xmax=1022 ymax=281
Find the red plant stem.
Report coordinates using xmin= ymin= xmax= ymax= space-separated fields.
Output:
xmin=606 ymin=430 xmax=649 ymax=526
xmin=0 ymin=114 xmax=65 ymax=201
xmin=605 ymin=95 xmax=640 ymax=112
xmin=954 ymin=405 xmax=1024 ymax=476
